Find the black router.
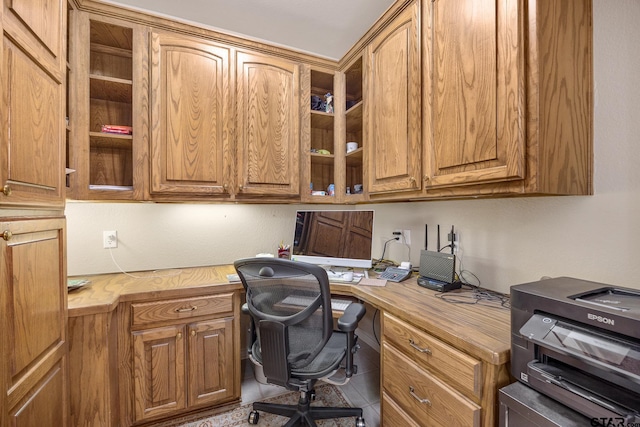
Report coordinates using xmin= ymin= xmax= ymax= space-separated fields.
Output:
xmin=417 ymin=224 xmax=461 ymax=292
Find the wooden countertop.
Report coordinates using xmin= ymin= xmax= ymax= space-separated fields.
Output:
xmin=333 ymin=279 xmax=511 ymax=365
xmin=67 ymin=265 xmax=241 ymax=317
xmin=68 ymin=265 xmax=510 ymax=365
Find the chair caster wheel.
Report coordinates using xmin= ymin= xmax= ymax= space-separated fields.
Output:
xmin=309 ymin=390 xmax=316 ymax=401
xmin=248 ymin=410 xmax=260 ymax=424
xmin=355 ymin=416 xmax=366 ymax=427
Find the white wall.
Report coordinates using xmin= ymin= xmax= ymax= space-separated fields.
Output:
xmin=66 ymin=0 xmax=640 ymax=294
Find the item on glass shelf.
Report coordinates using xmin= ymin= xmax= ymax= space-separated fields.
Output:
xmin=353 ymin=184 xmax=363 ymax=194
xmin=101 ymin=124 xmax=132 ymax=135
xmin=327 ymin=184 xmax=335 ymax=196
xmin=346 ymin=142 xmax=358 ymax=153
xmin=324 ymin=92 xmax=334 ymax=113
xmin=311 ymin=95 xmax=325 ymax=111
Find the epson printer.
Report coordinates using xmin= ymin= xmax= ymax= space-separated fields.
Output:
xmin=511 ymin=277 xmax=640 ymax=423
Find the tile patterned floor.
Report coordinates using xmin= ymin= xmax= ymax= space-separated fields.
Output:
xmin=241 ymin=340 xmax=381 ymax=427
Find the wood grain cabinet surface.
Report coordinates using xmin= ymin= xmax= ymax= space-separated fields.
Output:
xmin=0 ymin=217 xmax=68 ymax=427
xmin=1 ymin=0 xmax=66 ymax=208
xmin=67 ymin=12 xmax=148 ymax=201
xmin=381 ymin=312 xmax=509 ymax=427
xmin=365 ymin=0 xmax=421 ymax=195
xmin=235 ymin=51 xmax=301 ymax=198
xmin=1 ymin=0 xmax=69 ymax=425
xmin=421 ymin=0 xmax=593 ymax=198
xmin=121 ymin=292 xmax=240 ymax=425
xmin=149 ymin=31 xmax=232 ymax=198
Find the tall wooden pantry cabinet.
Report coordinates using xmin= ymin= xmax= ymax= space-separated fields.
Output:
xmin=1 ymin=0 xmax=69 ymax=425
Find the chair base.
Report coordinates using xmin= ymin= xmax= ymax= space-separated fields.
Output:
xmin=250 ymin=390 xmax=364 ymax=427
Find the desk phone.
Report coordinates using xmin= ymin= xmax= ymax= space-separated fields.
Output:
xmin=378 ymin=267 xmax=412 ymax=282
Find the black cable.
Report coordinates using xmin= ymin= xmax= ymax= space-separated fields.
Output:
xmin=379 ymin=237 xmax=398 ymax=261
xmin=434 ymin=287 xmax=510 ymax=309
xmin=371 ymin=308 xmax=380 ymax=345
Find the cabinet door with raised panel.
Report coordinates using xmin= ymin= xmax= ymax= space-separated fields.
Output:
xmin=366 ymin=1 xmax=421 ymax=195
xmin=423 ymin=0 xmax=524 ymax=189
xmin=150 ymin=32 xmax=231 ymax=196
xmin=187 ymin=317 xmax=235 ymax=407
xmin=236 ymin=51 xmax=300 ymax=197
xmin=0 ymin=217 xmax=68 ymax=427
xmin=132 ymin=324 xmax=186 ymax=422
xmin=1 ymin=0 xmax=66 ymax=208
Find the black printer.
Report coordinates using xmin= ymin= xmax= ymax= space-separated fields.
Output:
xmin=511 ymin=277 xmax=640 ymax=424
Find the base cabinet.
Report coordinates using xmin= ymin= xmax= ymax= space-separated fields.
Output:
xmin=132 ymin=318 xmax=235 ymax=421
xmin=121 ymin=292 xmax=240 ymax=425
xmin=0 ymin=217 xmax=68 ymax=427
xmin=381 ymin=312 xmax=509 ymax=427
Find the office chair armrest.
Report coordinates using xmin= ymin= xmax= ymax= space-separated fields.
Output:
xmin=337 ymin=302 xmax=365 ymax=332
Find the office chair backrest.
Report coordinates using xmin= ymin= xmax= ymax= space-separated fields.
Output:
xmin=234 ymin=258 xmax=334 ymax=387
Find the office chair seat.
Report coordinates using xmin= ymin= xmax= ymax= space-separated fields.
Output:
xmin=252 ymin=331 xmax=347 ymax=379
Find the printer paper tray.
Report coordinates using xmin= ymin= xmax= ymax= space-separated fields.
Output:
xmin=527 ymin=361 xmax=640 ymax=423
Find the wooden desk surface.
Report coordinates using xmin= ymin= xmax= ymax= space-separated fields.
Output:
xmin=68 ymin=265 xmax=510 ymax=364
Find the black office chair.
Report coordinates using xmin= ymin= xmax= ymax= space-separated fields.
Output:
xmin=234 ymin=257 xmax=366 ymax=427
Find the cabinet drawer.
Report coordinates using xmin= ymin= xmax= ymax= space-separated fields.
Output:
xmin=382 ymin=343 xmax=481 ymax=427
xmin=383 ymin=312 xmax=482 ymax=398
xmin=132 ymin=293 xmax=233 ymax=326
xmin=381 ymin=392 xmax=421 ymax=427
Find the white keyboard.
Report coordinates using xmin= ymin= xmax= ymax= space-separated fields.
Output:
xmin=280 ymin=295 xmax=352 ymax=311
xmin=326 ymin=271 xmax=358 ymax=283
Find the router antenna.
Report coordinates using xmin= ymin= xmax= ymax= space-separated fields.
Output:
xmin=437 ymin=224 xmax=441 ymax=252
xmin=450 ymin=225 xmax=455 ymax=254
xmin=424 ymin=224 xmax=428 ymax=250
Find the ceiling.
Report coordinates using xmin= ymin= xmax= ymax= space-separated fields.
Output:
xmin=104 ymin=0 xmax=396 ymax=60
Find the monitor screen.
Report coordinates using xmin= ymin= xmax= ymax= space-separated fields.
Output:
xmin=291 ymin=210 xmax=374 ymax=269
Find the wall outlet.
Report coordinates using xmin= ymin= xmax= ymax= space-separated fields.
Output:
xmin=103 ymin=230 xmax=118 ymax=249
xmin=402 ymin=230 xmax=411 ymax=245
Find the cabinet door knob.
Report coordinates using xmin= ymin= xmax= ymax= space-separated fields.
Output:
xmin=409 ymin=339 xmax=432 ymax=354
xmin=2 ymin=184 xmax=11 ymax=196
xmin=423 ymin=175 xmax=430 ymax=182
xmin=191 ymin=330 xmax=196 ymax=337
xmin=238 ymin=185 xmax=244 ymax=192
xmin=2 ymin=230 xmax=12 ymax=241
xmin=177 ymin=332 xmax=183 ymax=340
xmin=409 ymin=386 xmax=432 ymax=406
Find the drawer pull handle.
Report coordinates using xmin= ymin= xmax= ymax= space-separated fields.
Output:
xmin=175 ymin=306 xmax=197 ymax=313
xmin=2 ymin=184 xmax=11 ymax=196
xmin=2 ymin=230 xmax=12 ymax=241
xmin=409 ymin=386 xmax=432 ymax=406
xmin=409 ymin=339 xmax=432 ymax=354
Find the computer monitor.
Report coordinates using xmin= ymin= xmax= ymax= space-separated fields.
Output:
xmin=291 ymin=210 xmax=374 ymax=269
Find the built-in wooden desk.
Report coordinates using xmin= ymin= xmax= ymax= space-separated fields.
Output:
xmin=68 ymin=265 xmax=511 ymax=426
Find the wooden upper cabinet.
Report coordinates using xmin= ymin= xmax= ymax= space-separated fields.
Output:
xmin=1 ymin=0 xmax=66 ymax=208
xmin=422 ymin=0 xmax=525 ymax=189
xmin=422 ymin=0 xmax=592 ymax=196
xmin=366 ymin=1 xmax=421 ymax=194
xmin=67 ymin=14 xmax=148 ymax=201
xmin=150 ymin=32 xmax=231 ymax=196
xmin=235 ymin=51 xmax=301 ymax=197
